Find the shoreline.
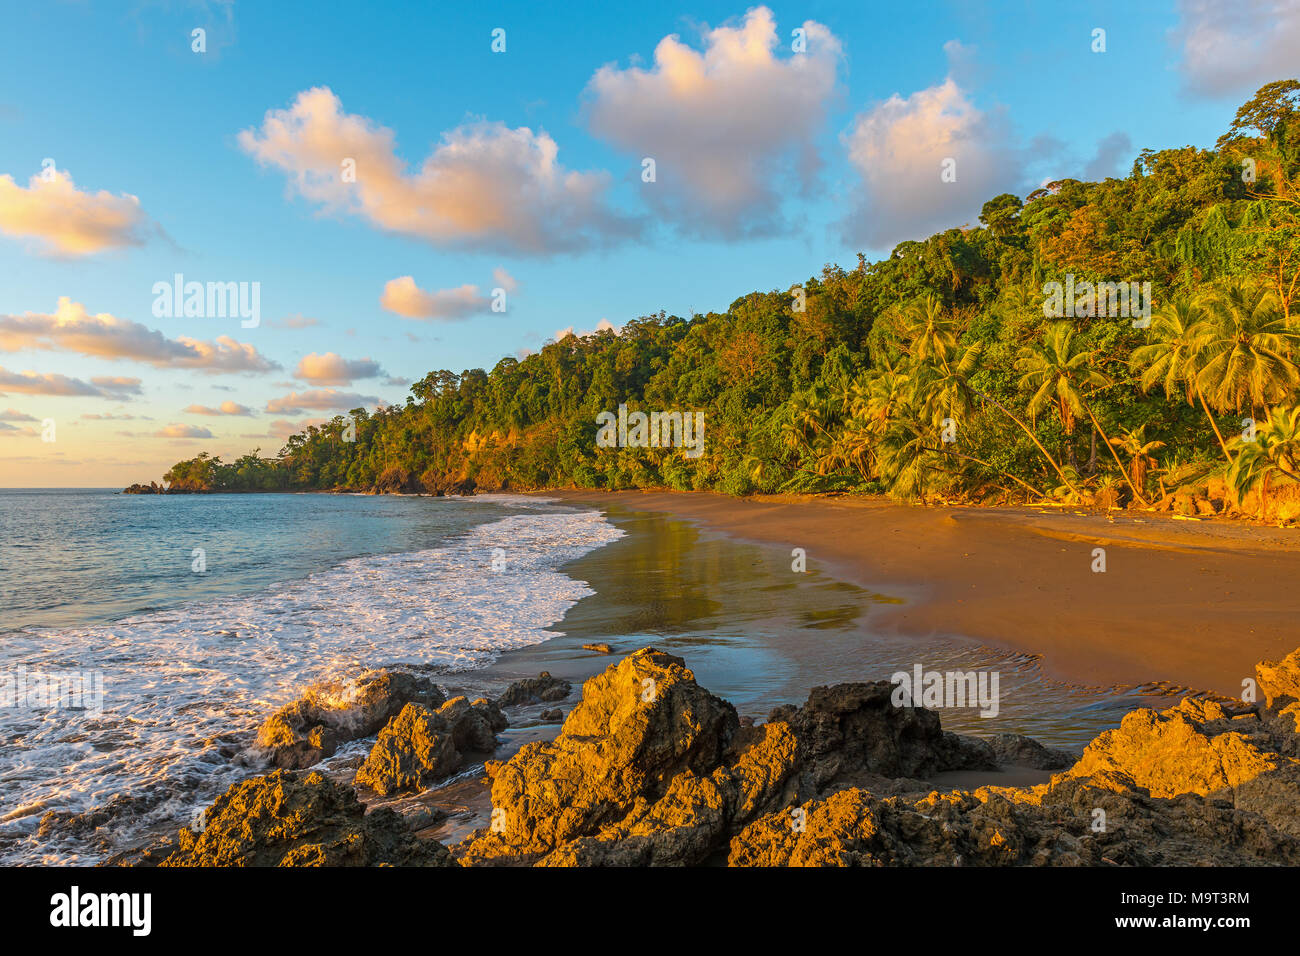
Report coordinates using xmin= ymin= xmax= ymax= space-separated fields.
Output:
xmin=534 ymin=489 xmax=1299 ymax=698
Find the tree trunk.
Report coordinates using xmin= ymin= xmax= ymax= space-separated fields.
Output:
xmin=1084 ymin=401 xmax=1149 ymax=506
xmin=1197 ymin=388 xmax=1233 ymax=463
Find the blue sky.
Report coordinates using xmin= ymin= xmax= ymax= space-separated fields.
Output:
xmin=0 ymin=0 xmax=1293 ymax=485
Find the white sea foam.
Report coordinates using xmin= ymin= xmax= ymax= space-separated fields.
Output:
xmin=0 ymin=504 xmax=622 ymax=865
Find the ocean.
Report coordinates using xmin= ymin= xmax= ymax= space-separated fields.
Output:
xmin=0 ymin=490 xmax=622 ymax=864
xmin=0 ymin=488 xmax=1162 ymax=866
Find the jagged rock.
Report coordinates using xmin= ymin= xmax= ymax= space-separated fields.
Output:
xmin=987 ymin=733 xmax=1076 ymax=770
xmin=251 ymin=670 xmax=446 ymax=769
xmin=727 ymin=775 xmax=1300 ymax=867
xmin=355 ymin=696 xmax=508 ymax=796
xmin=439 ymin=696 xmax=508 ymax=752
xmin=355 ymin=703 xmax=460 ymax=796
xmin=1063 ymin=696 xmax=1293 ymax=798
xmin=539 ymin=708 xmax=563 ymax=721
xmin=497 ymin=672 xmax=572 ymax=707
xmin=768 ymin=681 xmax=996 ymax=788
xmin=456 ymin=645 xmax=1300 ymax=867
xmin=1257 ymin=648 xmax=1300 ymax=710
xmin=461 ymin=648 xmax=745 ymax=865
xmin=583 ymin=643 xmax=613 ymax=654
xmin=459 ymin=648 xmax=1004 ymax=866
xmin=156 ymin=771 xmax=453 ymax=867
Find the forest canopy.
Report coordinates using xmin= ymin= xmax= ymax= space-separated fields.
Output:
xmin=149 ymin=82 xmax=1300 ymax=521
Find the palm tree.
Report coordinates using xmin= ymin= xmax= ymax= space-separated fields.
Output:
xmin=898 ymin=294 xmax=959 ymax=363
xmin=1192 ymin=281 xmax=1300 ymax=418
xmin=911 ymin=342 xmax=983 ymax=434
xmin=1108 ymin=425 xmax=1166 ymax=502
xmin=1227 ymin=404 xmax=1300 ymax=518
xmin=1130 ymin=296 xmax=1233 ymax=462
xmin=1018 ymin=323 xmax=1147 ymax=504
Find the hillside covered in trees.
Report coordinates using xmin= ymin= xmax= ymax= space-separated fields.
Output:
xmin=145 ymin=82 xmax=1300 ymax=521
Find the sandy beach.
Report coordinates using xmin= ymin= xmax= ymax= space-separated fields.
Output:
xmin=543 ymin=490 xmax=1300 ymax=698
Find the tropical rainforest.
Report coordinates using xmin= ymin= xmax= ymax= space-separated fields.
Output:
xmin=144 ymin=82 xmax=1300 ymax=521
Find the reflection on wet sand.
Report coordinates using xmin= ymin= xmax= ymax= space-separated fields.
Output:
xmin=464 ymin=501 xmax=1174 ymax=752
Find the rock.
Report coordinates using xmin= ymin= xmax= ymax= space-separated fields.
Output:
xmin=583 ymin=643 xmax=614 ymax=654
xmin=768 ymin=681 xmax=996 ymax=789
xmin=539 ymin=708 xmax=563 ymax=721
xmin=1062 ymin=695 xmax=1292 ymax=798
xmin=121 ymin=482 xmax=163 ymax=495
xmin=986 ymin=733 xmax=1076 ymax=770
xmin=1257 ymin=649 xmax=1300 ymax=710
xmin=356 ymin=696 xmax=509 ymax=796
xmin=155 ymin=770 xmax=454 ymax=867
xmin=460 ymin=648 xmax=747 ymax=865
xmin=251 ymin=670 xmax=446 ymax=769
xmin=727 ymin=775 xmax=1300 ymax=867
xmin=497 ymin=671 xmax=572 ymax=707
xmin=355 ymin=703 xmax=460 ymax=796
xmin=459 ymin=648 xmax=1000 ymax=866
xmin=455 ymin=644 xmax=1300 ymax=867
xmin=439 ymin=696 xmax=508 ymax=752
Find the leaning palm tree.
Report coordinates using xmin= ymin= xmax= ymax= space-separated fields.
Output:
xmin=1018 ymin=323 xmax=1147 ymax=504
xmin=1191 ymin=281 xmax=1300 ymax=419
xmin=1130 ymin=295 xmax=1233 ymax=462
xmin=1226 ymin=404 xmax=1300 ymax=518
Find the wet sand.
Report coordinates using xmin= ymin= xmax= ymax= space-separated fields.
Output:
xmin=459 ymin=497 xmax=1184 ymax=751
xmin=542 ymin=490 xmax=1299 ymax=698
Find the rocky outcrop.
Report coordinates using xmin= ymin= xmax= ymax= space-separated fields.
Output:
xmin=121 ymin=482 xmax=164 ymax=494
xmin=355 ymin=696 xmax=508 ymax=796
xmin=458 ymin=649 xmax=1000 ymax=866
xmin=455 ymin=645 xmax=1300 ymax=867
xmin=727 ymin=776 xmax=1300 ymax=867
xmin=136 ymin=645 xmax=1300 ymax=867
xmin=156 ymin=770 xmax=454 ymax=867
xmin=250 ymin=670 xmax=447 ymax=769
xmin=497 ymin=672 xmax=572 ymax=707
xmin=987 ymin=733 xmax=1075 ymax=770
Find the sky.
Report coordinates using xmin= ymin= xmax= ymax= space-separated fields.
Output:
xmin=0 ymin=0 xmax=1296 ymax=486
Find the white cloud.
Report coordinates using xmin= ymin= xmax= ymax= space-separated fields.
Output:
xmin=155 ymin=423 xmax=214 ymax=439
xmin=184 ymin=401 xmax=252 ymax=416
xmin=0 ymin=297 xmax=279 ymax=373
xmin=0 ymin=367 xmax=140 ymax=398
xmin=1171 ymin=0 xmax=1300 ymax=98
xmin=239 ymin=87 xmax=637 ymax=254
xmin=584 ymin=6 xmax=840 ymax=237
xmin=294 ymin=351 xmax=385 ymax=385
xmin=841 ymin=47 xmax=1019 ymax=249
xmin=0 ymin=169 xmax=153 ymax=257
xmin=265 ymin=388 xmax=379 ymax=414
xmin=380 ymin=270 xmax=515 ymax=320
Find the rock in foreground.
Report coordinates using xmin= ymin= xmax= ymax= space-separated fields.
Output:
xmin=251 ymin=669 xmax=447 ymax=769
xmin=158 ymin=770 xmax=454 ymax=867
xmin=355 ymin=696 xmax=508 ymax=796
xmin=152 ymin=646 xmax=1300 ymax=867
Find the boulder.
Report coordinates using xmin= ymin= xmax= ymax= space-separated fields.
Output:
xmin=157 ymin=770 xmax=454 ymax=867
xmin=497 ymin=672 xmax=572 ymax=707
xmin=987 ymin=733 xmax=1076 ymax=770
xmin=1257 ymin=648 xmax=1300 ymax=710
xmin=251 ymin=670 xmax=446 ymax=769
xmin=355 ymin=696 xmax=509 ymax=796
xmin=768 ymin=680 xmax=997 ymax=788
